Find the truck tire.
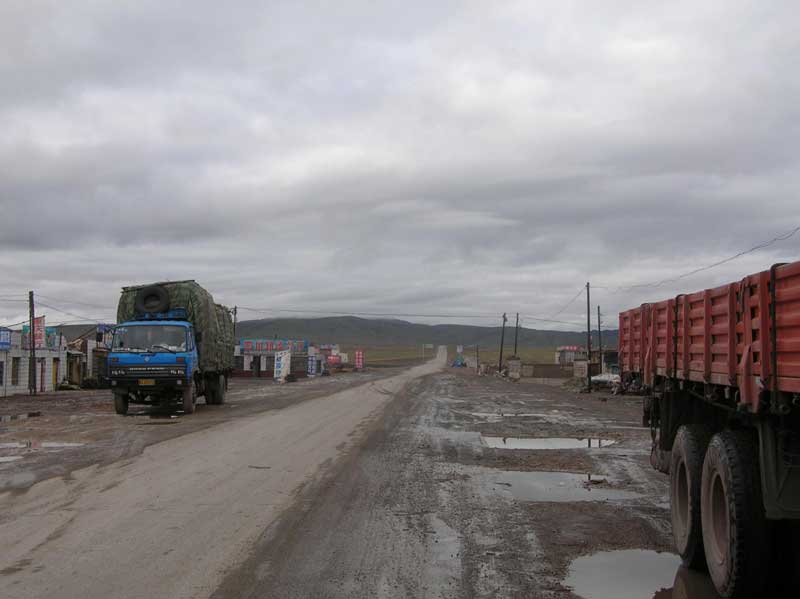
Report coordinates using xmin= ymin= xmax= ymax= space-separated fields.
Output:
xmin=204 ymin=375 xmax=217 ymax=405
xmin=670 ymin=425 xmax=710 ymax=570
xmin=216 ymin=375 xmax=226 ymax=404
xmin=205 ymin=374 xmax=224 ymax=405
xmin=182 ymin=380 xmax=196 ymax=414
xmin=113 ymin=392 xmax=129 ymax=415
xmin=701 ymin=430 xmax=768 ymax=598
xmin=134 ymin=285 xmax=170 ymax=314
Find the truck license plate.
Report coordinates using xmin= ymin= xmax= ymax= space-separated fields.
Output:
xmin=138 ymin=379 xmax=156 ymax=386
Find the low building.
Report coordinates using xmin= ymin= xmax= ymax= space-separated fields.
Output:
xmin=0 ymin=330 xmax=69 ymax=397
xmin=555 ymin=345 xmax=587 ymax=366
xmin=233 ymin=338 xmax=309 ymax=378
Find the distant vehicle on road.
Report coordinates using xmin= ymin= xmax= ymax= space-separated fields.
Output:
xmin=109 ymin=280 xmax=234 ymax=415
xmin=619 ymin=260 xmax=800 ymax=598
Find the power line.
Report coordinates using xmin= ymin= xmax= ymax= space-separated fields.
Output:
xmin=599 ymin=224 xmax=800 ymax=292
xmin=0 ymin=318 xmax=31 ymax=329
xmin=548 ymin=287 xmax=586 ymax=319
xmin=34 ymin=294 xmax=115 ymax=311
xmin=34 ymin=301 xmax=110 ymax=324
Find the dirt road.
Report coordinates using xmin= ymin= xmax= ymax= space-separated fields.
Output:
xmin=0 ymin=349 xmax=446 ymax=599
xmin=212 ymin=371 xmax=721 ymax=599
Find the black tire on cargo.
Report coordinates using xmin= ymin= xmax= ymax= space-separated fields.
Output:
xmin=113 ymin=392 xmax=129 ymax=415
xmin=700 ymin=430 xmax=769 ymax=598
xmin=182 ymin=379 xmax=196 ymax=414
xmin=134 ymin=285 xmax=170 ymax=314
xmin=670 ymin=425 xmax=710 ymax=570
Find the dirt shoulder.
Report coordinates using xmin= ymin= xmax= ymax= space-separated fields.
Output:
xmin=0 ymin=369 xmax=404 ymax=492
xmin=217 ymin=369 xmax=688 ymax=599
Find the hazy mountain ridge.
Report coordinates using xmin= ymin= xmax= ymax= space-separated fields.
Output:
xmin=234 ymin=316 xmax=618 ymax=349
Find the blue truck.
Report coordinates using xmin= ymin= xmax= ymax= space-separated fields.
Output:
xmin=108 ymin=281 xmax=234 ymax=415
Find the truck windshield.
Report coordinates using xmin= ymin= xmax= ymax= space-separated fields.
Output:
xmin=112 ymin=325 xmax=188 ymax=352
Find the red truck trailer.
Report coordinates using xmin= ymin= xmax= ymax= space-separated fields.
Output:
xmin=619 ymin=260 xmax=800 ymax=598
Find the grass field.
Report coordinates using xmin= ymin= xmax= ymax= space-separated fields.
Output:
xmin=448 ymin=346 xmax=555 ymax=365
xmin=339 ymin=345 xmax=425 ymax=366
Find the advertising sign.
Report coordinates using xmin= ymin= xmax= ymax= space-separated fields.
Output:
xmin=354 ymin=350 xmax=364 ymax=370
xmin=242 ymin=339 xmax=308 ymax=355
xmin=307 ymin=355 xmax=317 ymax=375
xmin=22 ymin=318 xmax=54 ymax=349
xmin=34 ymin=317 xmax=45 ymax=348
xmin=274 ymin=350 xmax=292 ymax=382
xmin=326 ymin=354 xmax=342 ymax=366
xmin=0 ymin=328 xmax=10 ymax=351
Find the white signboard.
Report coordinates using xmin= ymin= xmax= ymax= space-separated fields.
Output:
xmin=307 ymin=354 xmax=316 ymax=376
xmin=456 ymin=345 xmax=463 ymax=354
xmin=274 ymin=350 xmax=292 ymax=382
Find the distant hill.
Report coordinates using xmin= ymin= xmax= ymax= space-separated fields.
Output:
xmin=52 ymin=316 xmax=618 ymax=349
xmin=235 ymin=316 xmax=618 ymax=349
xmin=54 ymin=323 xmax=106 ymax=343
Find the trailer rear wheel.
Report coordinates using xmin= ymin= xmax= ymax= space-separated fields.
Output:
xmin=205 ymin=374 xmax=226 ymax=405
xmin=670 ymin=425 xmax=710 ymax=570
xmin=113 ymin=392 xmax=129 ymax=415
xmin=216 ymin=375 xmax=226 ymax=404
xmin=701 ymin=430 xmax=768 ymax=598
xmin=182 ymin=380 xmax=196 ymax=414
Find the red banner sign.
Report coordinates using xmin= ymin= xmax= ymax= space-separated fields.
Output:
xmin=33 ymin=316 xmax=45 ymax=349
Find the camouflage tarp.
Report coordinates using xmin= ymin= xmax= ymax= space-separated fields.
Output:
xmin=117 ymin=280 xmax=234 ymax=372
xmin=215 ymin=303 xmax=235 ymax=370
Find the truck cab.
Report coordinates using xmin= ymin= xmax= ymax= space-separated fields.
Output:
xmin=108 ymin=310 xmax=199 ymax=414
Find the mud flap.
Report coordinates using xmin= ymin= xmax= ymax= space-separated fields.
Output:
xmin=756 ymin=421 xmax=800 ymax=520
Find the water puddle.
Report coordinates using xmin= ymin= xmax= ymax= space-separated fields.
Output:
xmin=490 ymin=471 xmax=639 ymax=503
xmin=481 ymin=436 xmax=616 ymax=450
xmin=566 ymin=549 xmax=681 ymax=599
xmin=0 ymin=441 xmax=85 ymax=450
xmin=0 ymin=442 xmax=28 ymax=449
xmin=0 ymin=455 xmax=24 ymax=463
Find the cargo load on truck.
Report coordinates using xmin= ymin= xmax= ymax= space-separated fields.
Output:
xmin=117 ymin=280 xmax=231 ymax=372
xmin=110 ymin=280 xmax=234 ymax=415
xmin=618 ymin=260 xmax=800 ymax=598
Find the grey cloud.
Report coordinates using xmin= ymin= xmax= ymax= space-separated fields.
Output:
xmin=2 ymin=1 xmax=800 ymax=330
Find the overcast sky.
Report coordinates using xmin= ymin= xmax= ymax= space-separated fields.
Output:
xmin=1 ymin=1 xmax=799 ymax=331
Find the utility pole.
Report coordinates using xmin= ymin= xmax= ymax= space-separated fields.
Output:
xmin=597 ymin=306 xmax=603 ymax=374
xmin=476 ymin=344 xmax=479 ymax=373
xmin=232 ymin=306 xmax=238 ymax=337
xmin=513 ymin=312 xmax=519 ymax=356
xmin=28 ymin=290 xmax=36 ymax=396
xmin=586 ymin=282 xmax=591 ymax=393
xmin=498 ymin=313 xmax=507 ymax=372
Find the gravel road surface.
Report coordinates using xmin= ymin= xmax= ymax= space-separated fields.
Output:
xmin=0 ymin=349 xmax=445 ymax=599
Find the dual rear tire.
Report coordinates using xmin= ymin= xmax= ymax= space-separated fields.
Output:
xmin=205 ymin=374 xmax=226 ymax=405
xmin=670 ymin=427 xmax=769 ymax=598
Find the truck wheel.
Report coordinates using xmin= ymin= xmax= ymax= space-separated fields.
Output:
xmin=701 ymin=430 xmax=768 ymax=598
xmin=670 ymin=425 xmax=710 ymax=570
xmin=216 ymin=375 xmax=226 ymax=404
xmin=182 ymin=380 xmax=196 ymax=414
xmin=113 ymin=392 xmax=129 ymax=415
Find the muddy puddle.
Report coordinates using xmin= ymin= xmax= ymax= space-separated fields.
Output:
xmin=0 ymin=440 xmax=86 ymax=452
xmin=481 ymin=436 xmax=615 ymax=450
xmin=565 ymin=549 xmax=724 ymax=599
xmin=489 ymin=470 xmax=639 ymax=503
xmin=0 ymin=456 xmax=24 ymax=463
